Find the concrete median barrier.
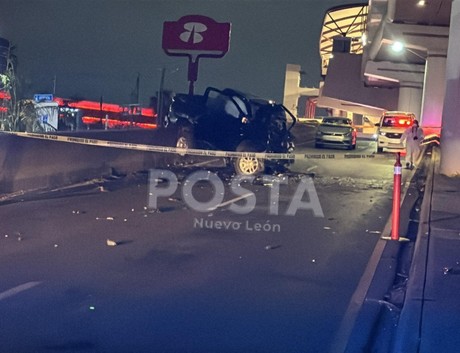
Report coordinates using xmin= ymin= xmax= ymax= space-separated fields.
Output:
xmin=0 ymin=129 xmax=175 ymax=194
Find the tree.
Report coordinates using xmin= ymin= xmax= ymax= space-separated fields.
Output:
xmin=0 ymin=43 xmax=18 ymax=131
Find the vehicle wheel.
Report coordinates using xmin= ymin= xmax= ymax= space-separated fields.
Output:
xmin=377 ymin=146 xmax=383 ymax=153
xmin=234 ymin=141 xmax=265 ymax=176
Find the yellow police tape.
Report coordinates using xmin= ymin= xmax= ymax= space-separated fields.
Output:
xmin=4 ymin=131 xmax=397 ymax=161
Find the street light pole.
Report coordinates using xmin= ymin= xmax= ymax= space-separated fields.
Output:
xmin=157 ymin=67 xmax=165 ymax=128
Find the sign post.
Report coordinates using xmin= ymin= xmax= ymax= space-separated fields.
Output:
xmin=162 ymin=15 xmax=231 ymax=95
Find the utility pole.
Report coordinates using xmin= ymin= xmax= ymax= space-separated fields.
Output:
xmin=135 ymin=73 xmax=140 ymax=105
xmin=157 ymin=67 xmax=166 ymax=128
xmin=52 ymin=75 xmax=56 ymax=95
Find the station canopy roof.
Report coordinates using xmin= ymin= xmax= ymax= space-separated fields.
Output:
xmin=319 ymin=3 xmax=368 ymax=76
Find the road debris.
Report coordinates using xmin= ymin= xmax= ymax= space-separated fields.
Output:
xmin=264 ymin=244 xmax=282 ymax=250
xmin=96 ymin=216 xmax=115 ymax=221
xmin=366 ymin=230 xmax=382 ymax=234
xmin=106 ymin=239 xmax=118 ymax=247
xmin=443 ymin=267 xmax=452 ymax=275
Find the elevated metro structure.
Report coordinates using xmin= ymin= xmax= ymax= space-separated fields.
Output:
xmin=315 ymin=0 xmax=459 ymax=175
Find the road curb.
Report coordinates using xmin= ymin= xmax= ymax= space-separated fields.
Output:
xmin=390 ymin=146 xmax=438 ymax=352
xmin=331 ymin=147 xmax=431 ymax=353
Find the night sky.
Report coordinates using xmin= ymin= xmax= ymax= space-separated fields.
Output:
xmin=0 ymin=0 xmax=351 ymax=106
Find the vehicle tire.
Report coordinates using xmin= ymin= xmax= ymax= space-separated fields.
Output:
xmin=233 ymin=141 xmax=265 ymax=176
xmin=377 ymin=146 xmax=383 ymax=153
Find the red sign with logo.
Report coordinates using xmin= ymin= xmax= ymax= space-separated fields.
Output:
xmin=162 ymin=15 xmax=231 ymax=94
xmin=163 ymin=15 xmax=231 ymax=56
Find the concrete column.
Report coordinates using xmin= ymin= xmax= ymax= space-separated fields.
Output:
xmin=398 ymin=84 xmax=423 ymax=119
xmin=283 ymin=64 xmax=302 ymax=114
xmin=440 ymin=0 xmax=460 ymax=175
xmin=283 ymin=64 xmax=319 ymax=117
xmin=420 ymin=53 xmax=446 ymax=133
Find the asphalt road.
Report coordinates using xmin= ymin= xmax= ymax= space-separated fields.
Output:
xmin=0 ymin=129 xmax=407 ymax=353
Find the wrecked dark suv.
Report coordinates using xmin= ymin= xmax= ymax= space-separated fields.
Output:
xmin=164 ymin=87 xmax=296 ymax=175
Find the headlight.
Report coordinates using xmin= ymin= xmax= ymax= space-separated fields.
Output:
xmin=379 ymin=131 xmax=386 ymax=136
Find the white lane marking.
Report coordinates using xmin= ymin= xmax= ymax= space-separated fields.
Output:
xmin=207 ymin=192 xmax=254 ymax=211
xmin=0 ymin=281 xmax=41 ymax=301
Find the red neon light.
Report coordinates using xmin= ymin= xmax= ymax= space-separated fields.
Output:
xmin=57 ymin=96 xmax=157 ymax=130
xmin=54 ymin=97 xmax=157 ymax=117
xmin=55 ymin=97 xmax=121 ymax=113
xmin=81 ymin=116 xmax=158 ymax=129
xmin=81 ymin=116 xmax=102 ymax=124
xmin=141 ymin=108 xmax=155 ymax=117
xmin=53 ymin=97 xmax=66 ymax=106
xmin=0 ymin=91 xmax=11 ymax=100
xmin=135 ymin=123 xmax=157 ymax=129
xmin=72 ymin=101 xmax=121 ymax=113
